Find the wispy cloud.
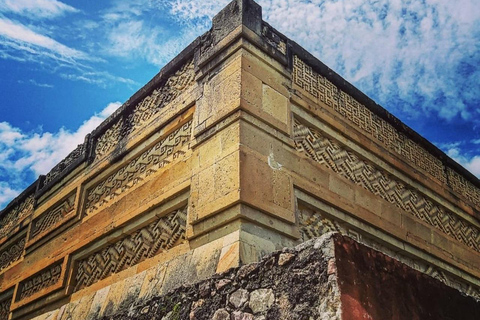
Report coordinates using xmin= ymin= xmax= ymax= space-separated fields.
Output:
xmin=0 ymin=17 xmax=92 ymax=63
xmin=0 ymin=102 xmax=121 ymax=209
xmin=167 ymin=0 xmax=480 ymax=123
xmin=0 ymin=0 xmax=78 ymax=19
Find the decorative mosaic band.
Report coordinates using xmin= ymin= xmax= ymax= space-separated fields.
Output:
xmin=0 ymin=295 xmax=12 ymax=320
xmin=0 ymin=234 xmax=25 ymax=272
xmin=74 ymin=205 xmax=187 ymax=292
xmin=293 ymin=119 xmax=480 ymax=252
xmin=94 ymin=60 xmax=195 ymax=161
xmin=85 ymin=120 xmax=193 ymax=215
xmin=43 ymin=143 xmax=86 ymax=186
xmin=0 ymin=195 xmax=34 ymax=238
xmin=293 ymin=55 xmax=480 ymax=208
xmin=17 ymin=262 xmax=62 ymax=301
xmin=29 ymin=192 xmax=76 ymax=242
xmin=297 ymin=204 xmax=480 ymax=300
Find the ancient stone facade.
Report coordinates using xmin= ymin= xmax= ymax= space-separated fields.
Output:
xmin=0 ymin=0 xmax=479 ymax=319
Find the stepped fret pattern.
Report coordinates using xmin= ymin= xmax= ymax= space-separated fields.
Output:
xmin=95 ymin=60 xmax=195 ymax=160
xmin=297 ymin=205 xmax=480 ymax=300
xmin=30 ymin=193 xmax=76 ymax=240
xmin=447 ymin=168 xmax=480 ymax=207
xmin=85 ymin=120 xmax=192 ymax=215
xmin=293 ymin=56 xmax=446 ymax=183
xmin=18 ymin=263 xmax=62 ymax=301
xmin=294 ymin=119 xmax=480 ymax=252
xmin=0 ymin=297 xmax=11 ymax=320
xmin=0 ymin=235 xmax=25 ymax=271
xmin=43 ymin=143 xmax=86 ymax=185
xmin=0 ymin=195 xmax=34 ymax=238
xmin=74 ymin=206 xmax=187 ymax=291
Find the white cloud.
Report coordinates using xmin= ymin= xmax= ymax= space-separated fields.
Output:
xmin=0 ymin=102 xmax=121 ymax=209
xmin=446 ymin=148 xmax=480 ymax=177
xmin=0 ymin=17 xmax=92 ymax=63
xmin=0 ymin=0 xmax=78 ymax=19
xmin=104 ymin=17 xmax=204 ymax=67
xmin=167 ymin=0 xmax=480 ymax=122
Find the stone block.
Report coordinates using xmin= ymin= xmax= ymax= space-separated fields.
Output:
xmin=262 ymin=84 xmax=288 ymax=125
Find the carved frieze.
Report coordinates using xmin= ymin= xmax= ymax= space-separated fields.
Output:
xmin=0 ymin=235 xmax=25 ymax=272
xmin=29 ymin=192 xmax=76 ymax=242
xmin=43 ymin=143 xmax=86 ymax=186
xmin=297 ymin=204 xmax=480 ymax=300
xmin=17 ymin=262 xmax=62 ymax=301
xmin=0 ymin=296 xmax=11 ymax=320
xmin=293 ymin=56 xmax=447 ymax=184
xmin=0 ymin=195 xmax=34 ymax=238
xmin=293 ymin=119 xmax=480 ymax=253
xmin=74 ymin=206 xmax=187 ymax=292
xmin=85 ymin=120 xmax=192 ymax=215
xmin=447 ymin=168 xmax=480 ymax=207
xmin=94 ymin=60 xmax=195 ymax=160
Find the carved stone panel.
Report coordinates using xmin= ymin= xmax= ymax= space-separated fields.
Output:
xmin=0 ymin=195 xmax=34 ymax=238
xmin=29 ymin=192 xmax=76 ymax=242
xmin=85 ymin=120 xmax=192 ymax=216
xmin=0 ymin=295 xmax=12 ymax=320
xmin=43 ymin=143 xmax=86 ymax=186
xmin=74 ymin=206 xmax=187 ymax=292
xmin=0 ymin=234 xmax=26 ymax=272
xmin=293 ymin=56 xmax=447 ymax=184
xmin=16 ymin=262 xmax=62 ymax=301
xmin=297 ymin=203 xmax=480 ymax=301
xmin=293 ymin=119 xmax=480 ymax=253
xmin=94 ymin=60 xmax=195 ymax=161
xmin=447 ymin=168 xmax=480 ymax=207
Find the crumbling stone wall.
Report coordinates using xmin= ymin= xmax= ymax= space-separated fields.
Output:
xmin=97 ymin=233 xmax=341 ymax=320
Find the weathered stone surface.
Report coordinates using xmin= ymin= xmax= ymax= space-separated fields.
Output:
xmin=229 ymin=289 xmax=249 ymax=308
xmin=2 ymin=0 xmax=480 ymax=319
xmin=248 ymin=289 xmax=274 ymax=314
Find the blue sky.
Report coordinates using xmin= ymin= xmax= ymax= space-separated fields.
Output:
xmin=0 ymin=0 xmax=479 ymax=209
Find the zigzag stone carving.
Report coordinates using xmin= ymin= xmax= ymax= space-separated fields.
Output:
xmin=0 ymin=296 xmax=11 ymax=320
xmin=292 ymin=56 xmax=447 ymax=183
xmin=0 ymin=235 xmax=25 ymax=272
xmin=17 ymin=263 xmax=62 ymax=301
xmin=74 ymin=206 xmax=187 ymax=292
xmin=293 ymin=119 xmax=480 ymax=253
xmin=94 ymin=60 xmax=195 ymax=160
xmin=0 ymin=195 xmax=34 ymax=238
xmin=43 ymin=143 xmax=86 ymax=186
xmin=30 ymin=193 xmax=76 ymax=241
xmin=297 ymin=205 xmax=480 ymax=300
xmin=85 ymin=120 xmax=192 ymax=215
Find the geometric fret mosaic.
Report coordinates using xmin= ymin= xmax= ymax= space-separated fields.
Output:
xmin=85 ymin=120 xmax=192 ymax=216
xmin=0 ymin=235 xmax=25 ymax=272
xmin=94 ymin=60 xmax=195 ymax=161
xmin=293 ymin=119 xmax=480 ymax=253
xmin=293 ymin=55 xmax=480 ymax=208
xmin=0 ymin=195 xmax=35 ymax=239
xmin=74 ymin=205 xmax=187 ymax=292
xmin=297 ymin=204 xmax=480 ymax=300
xmin=17 ymin=262 xmax=62 ymax=301
xmin=29 ymin=192 xmax=76 ymax=241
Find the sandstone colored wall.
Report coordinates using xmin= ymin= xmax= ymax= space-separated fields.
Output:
xmin=32 ymin=233 xmax=480 ymax=320
xmin=0 ymin=0 xmax=479 ymax=319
